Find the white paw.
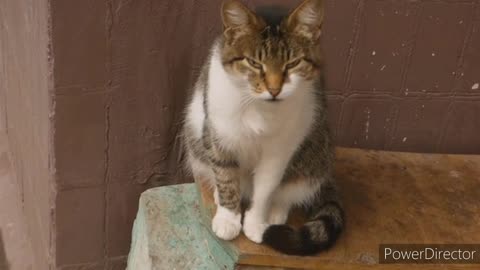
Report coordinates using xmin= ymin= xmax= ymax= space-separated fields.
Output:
xmin=211 ymin=206 xmax=241 ymax=241
xmin=243 ymin=210 xmax=269 ymax=243
xmin=267 ymin=206 xmax=289 ymax=225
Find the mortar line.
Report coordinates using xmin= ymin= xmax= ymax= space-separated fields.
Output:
xmin=399 ymin=1 xmax=424 ymax=94
xmin=435 ymin=1 xmax=478 ymax=152
xmin=336 ymin=0 xmax=364 ymax=144
xmin=451 ymin=1 xmax=478 ymax=94
xmin=386 ymin=1 xmax=423 ymax=150
xmin=103 ymin=0 xmax=114 ymax=268
xmin=343 ymin=0 xmax=365 ymax=92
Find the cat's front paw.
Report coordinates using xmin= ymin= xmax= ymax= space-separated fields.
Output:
xmin=243 ymin=210 xmax=269 ymax=243
xmin=212 ymin=206 xmax=241 ymax=241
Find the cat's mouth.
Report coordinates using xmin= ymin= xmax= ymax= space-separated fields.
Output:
xmin=265 ymin=97 xmax=282 ymax=103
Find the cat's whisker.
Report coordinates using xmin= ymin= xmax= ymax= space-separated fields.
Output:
xmin=239 ymin=95 xmax=255 ymax=110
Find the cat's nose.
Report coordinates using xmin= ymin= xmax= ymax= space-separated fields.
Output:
xmin=265 ymin=71 xmax=283 ymax=97
xmin=267 ymin=88 xmax=281 ymax=98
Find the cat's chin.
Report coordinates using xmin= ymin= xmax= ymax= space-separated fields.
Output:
xmin=264 ymin=98 xmax=283 ymax=103
xmin=255 ymin=94 xmax=285 ymax=102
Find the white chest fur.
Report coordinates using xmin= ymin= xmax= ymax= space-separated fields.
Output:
xmin=202 ymin=49 xmax=316 ymax=169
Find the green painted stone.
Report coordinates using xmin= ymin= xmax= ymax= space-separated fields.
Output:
xmin=126 ymin=184 xmax=237 ymax=270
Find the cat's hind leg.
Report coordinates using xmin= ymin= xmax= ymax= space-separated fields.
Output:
xmin=267 ymin=178 xmax=320 ymax=225
xmin=267 ymin=200 xmax=291 ymax=225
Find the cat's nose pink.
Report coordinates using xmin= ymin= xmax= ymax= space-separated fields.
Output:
xmin=268 ymin=88 xmax=281 ymax=97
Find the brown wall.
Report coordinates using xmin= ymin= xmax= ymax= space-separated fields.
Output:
xmin=50 ymin=0 xmax=480 ymax=268
xmin=0 ymin=0 xmax=54 ymax=269
xmin=1 ymin=0 xmax=480 ymax=269
xmin=324 ymin=0 xmax=480 ymax=154
xmin=50 ymin=0 xmax=212 ymax=268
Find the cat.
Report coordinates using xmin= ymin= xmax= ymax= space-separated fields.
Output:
xmin=182 ymin=0 xmax=344 ymax=255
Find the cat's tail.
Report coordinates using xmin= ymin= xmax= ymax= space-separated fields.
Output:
xmin=262 ymin=184 xmax=344 ymax=255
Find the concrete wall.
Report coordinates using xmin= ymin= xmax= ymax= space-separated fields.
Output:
xmin=0 ymin=0 xmax=54 ymax=269
xmin=1 ymin=0 xmax=479 ymax=269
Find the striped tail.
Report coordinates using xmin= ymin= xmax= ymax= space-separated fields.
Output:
xmin=263 ymin=184 xmax=344 ymax=255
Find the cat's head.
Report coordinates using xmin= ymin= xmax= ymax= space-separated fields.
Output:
xmin=220 ymin=0 xmax=324 ymax=102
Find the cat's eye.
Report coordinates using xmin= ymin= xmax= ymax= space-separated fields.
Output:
xmin=246 ymin=58 xmax=263 ymax=69
xmin=286 ymin=59 xmax=302 ymax=70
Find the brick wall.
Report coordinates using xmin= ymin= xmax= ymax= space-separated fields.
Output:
xmin=2 ymin=0 xmax=479 ymax=269
xmin=51 ymin=0 xmax=479 ymax=268
xmin=322 ymin=0 xmax=480 ymax=154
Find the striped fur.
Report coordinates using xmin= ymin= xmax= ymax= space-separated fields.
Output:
xmin=182 ymin=0 xmax=344 ymax=255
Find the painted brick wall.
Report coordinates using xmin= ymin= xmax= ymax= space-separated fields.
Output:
xmin=2 ymin=0 xmax=480 ymax=269
xmin=323 ymin=0 xmax=480 ymax=154
xmin=52 ymin=0 xmax=480 ymax=269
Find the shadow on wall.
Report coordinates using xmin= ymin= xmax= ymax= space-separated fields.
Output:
xmin=0 ymin=230 xmax=9 ymax=270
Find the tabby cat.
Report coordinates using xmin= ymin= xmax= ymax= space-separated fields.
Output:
xmin=182 ymin=0 xmax=344 ymax=255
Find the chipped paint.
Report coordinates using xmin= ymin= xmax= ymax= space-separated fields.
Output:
xmin=365 ymin=108 xmax=371 ymax=141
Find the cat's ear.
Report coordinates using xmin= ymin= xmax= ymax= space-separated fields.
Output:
xmin=286 ymin=0 xmax=324 ymax=41
xmin=221 ymin=0 xmax=265 ymax=39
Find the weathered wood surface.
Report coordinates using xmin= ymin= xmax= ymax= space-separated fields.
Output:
xmin=200 ymin=148 xmax=480 ymax=269
xmin=128 ymin=147 xmax=480 ymax=269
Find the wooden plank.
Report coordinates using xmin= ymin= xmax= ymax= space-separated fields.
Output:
xmin=197 ymin=147 xmax=480 ymax=269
